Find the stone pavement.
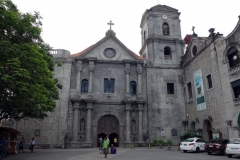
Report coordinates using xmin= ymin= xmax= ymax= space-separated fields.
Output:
xmin=6 ymin=146 xmax=231 ymax=160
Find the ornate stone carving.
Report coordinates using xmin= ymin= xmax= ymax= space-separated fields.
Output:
xmin=125 ymin=63 xmax=130 ymax=74
xmin=89 ymin=61 xmax=94 ymax=72
xmin=146 ymin=61 xmax=152 ymax=68
xmin=137 ymin=64 xmax=142 ymax=74
xmin=97 ymin=115 xmax=119 ymax=135
xmin=76 ymin=61 xmax=82 ymax=71
xmin=137 ymin=67 xmax=142 ymax=74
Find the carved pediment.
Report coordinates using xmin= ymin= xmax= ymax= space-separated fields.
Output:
xmin=150 ymin=5 xmax=178 ymax=13
xmin=71 ymin=32 xmax=145 ymax=61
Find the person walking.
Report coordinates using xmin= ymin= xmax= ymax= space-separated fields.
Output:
xmin=106 ymin=136 xmax=110 ymax=154
xmin=99 ymin=136 xmax=103 ymax=151
xmin=1 ymin=137 xmax=10 ymax=159
xmin=30 ymin=137 xmax=35 ymax=153
xmin=19 ymin=138 xmax=25 ymax=153
xmin=103 ymin=137 xmax=109 ymax=158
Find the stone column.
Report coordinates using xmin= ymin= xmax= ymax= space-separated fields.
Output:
xmin=72 ymin=102 xmax=80 ymax=141
xmin=86 ymin=102 xmax=93 ymax=142
xmin=76 ymin=61 xmax=82 ymax=93
xmin=125 ymin=103 xmax=131 ymax=142
xmin=137 ymin=64 xmax=142 ymax=94
xmin=88 ymin=61 xmax=94 ymax=93
xmin=138 ymin=104 xmax=144 ymax=142
xmin=125 ymin=63 xmax=130 ymax=95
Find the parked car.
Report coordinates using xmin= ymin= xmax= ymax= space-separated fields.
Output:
xmin=226 ymin=138 xmax=240 ymax=158
xmin=205 ymin=139 xmax=229 ymax=155
xmin=180 ymin=137 xmax=206 ymax=153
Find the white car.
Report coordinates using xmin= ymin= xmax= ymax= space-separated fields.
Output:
xmin=226 ymin=138 xmax=240 ymax=158
xmin=180 ymin=137 xmax=206 ymax=153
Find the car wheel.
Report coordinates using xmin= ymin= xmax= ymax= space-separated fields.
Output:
xmin=196 ymin=147 xmax=200 ymax=153
xmin=221 ymin=150 xmax=226 ymax=155
xmin=227 ymin=154 xmax=233 ymax=158
xmin=207 ymin=152 xmax=211 ymax=155
xmin=183 ymin=150 xmax=187 ymax=153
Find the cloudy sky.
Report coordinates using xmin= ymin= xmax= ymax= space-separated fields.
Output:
xmin=12 ymin=0 xmax=240 ymax=55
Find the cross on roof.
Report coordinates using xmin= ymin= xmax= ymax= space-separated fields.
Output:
xmin=107 ymin=20 xmax=114 ymax=30
xmin=192 ymin=26 xmax=195 ymax=34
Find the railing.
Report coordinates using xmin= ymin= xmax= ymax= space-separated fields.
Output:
xmin=229 ymin=63 xmax=240 ymax=75
xmin=49 ymin=50 xmax=58 ymax=54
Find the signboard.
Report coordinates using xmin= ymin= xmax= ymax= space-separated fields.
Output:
xmin=212 ymin=133 xmax=219 ymax=139
xmin=193 ymin=69 xmax=206 ymax=111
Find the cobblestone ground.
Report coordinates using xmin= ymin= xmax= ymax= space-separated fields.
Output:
xmin=6 ymin=146 xmax=234 ymax=160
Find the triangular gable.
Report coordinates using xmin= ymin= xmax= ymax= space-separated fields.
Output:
xmin=150 ymin=4 xmax=178 ymax=13
xmin=71 ymin=30 xmax=145 ymax=60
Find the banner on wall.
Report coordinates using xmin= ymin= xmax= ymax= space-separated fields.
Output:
xmin=193 ymin=69 xmax=206 ymax=111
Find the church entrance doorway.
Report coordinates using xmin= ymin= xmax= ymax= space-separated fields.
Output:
xmin=97 ymin=115 xmax=119 ymax=147
xmin=203 ymin=120 xmax=213 ymax=141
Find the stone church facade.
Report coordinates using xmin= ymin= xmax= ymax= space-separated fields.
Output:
xmin=12 ymin=4 xmax=240 ymax=148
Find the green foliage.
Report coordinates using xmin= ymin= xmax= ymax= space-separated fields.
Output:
xmin=152 ymin=139 xmax=165 ymax=146
xmin=0 ymin=0 xmax=61 ymax=120
xmin=180 ymin=132 xmax=203 ymax=141
xmin=157 ymin=139 xmax=164 ymax=145
xmin=152 ymin=139 xmax=158 ymax=146
xmin=166 ymin=140 xmax=173 ymax=146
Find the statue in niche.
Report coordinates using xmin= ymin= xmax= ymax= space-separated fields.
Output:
xmin=79 ymin=133 xmax=85 ymax=142
xmin=131 ymin=120 xmax=136 ymax=132
xmin=80 ymin=119 xmax=85 ymax=131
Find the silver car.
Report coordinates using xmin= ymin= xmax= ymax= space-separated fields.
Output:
xmin=226 ymin=138 xmax=240 ymax=158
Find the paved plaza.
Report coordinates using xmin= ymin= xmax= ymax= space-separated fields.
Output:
xmin=5 ymin=146 xmax=236 ymax=160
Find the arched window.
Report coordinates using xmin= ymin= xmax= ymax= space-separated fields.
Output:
xmin=227 ymin=47 xmax=240 ymax=68
xmin=164 ymin=46 xmax=171 ymax=56
xmin=163 ymin=23 xmax=169 ymax=35
xmin=130 ymin=81 xmax=137 ymax=95
xmin=192 ymin=45 xmax=197 ymax=56
xmin=81 ymin=79 xmax=88 ymax=93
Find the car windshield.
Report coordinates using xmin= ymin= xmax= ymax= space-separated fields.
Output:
xmin=183 ymin=139 xmax=194 ymax=142
xmin=229 ymin=139 xmax=240 ymax=144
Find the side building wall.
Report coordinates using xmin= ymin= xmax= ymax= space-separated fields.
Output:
xmin=13 ymin=49 xmax=72 ymax=148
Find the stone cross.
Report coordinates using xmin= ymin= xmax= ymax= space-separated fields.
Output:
xmin=192 ymin=26 xmax=195 ymax=34
xmin=107 ymin=20 xmax=114 ymax=30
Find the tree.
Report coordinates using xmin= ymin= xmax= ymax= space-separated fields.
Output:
xmin=0 ymin=0 xmax=61 ymax=121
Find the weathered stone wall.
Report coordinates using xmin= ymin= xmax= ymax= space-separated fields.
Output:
xmin=215 ymin=20 xmax=240 ymax=138
xmin=13 ymin=49 xmax=72 ymax=148
xmin=146 ymin=67 xmax=185 ymax=144
xmin=183 ymin=40 xmax=228 ymax=140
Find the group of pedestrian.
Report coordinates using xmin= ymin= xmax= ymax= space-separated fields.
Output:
xmin=18 ymin=137 xmax=36 ymax=153
xmin=0 ymin=137 xmax=10 ymax=159
xmin=99 ymin=136 xmax=117 ymax=158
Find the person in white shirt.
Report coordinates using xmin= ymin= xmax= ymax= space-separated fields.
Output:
xmin=30 ymin=137 xmax=36 ymax=153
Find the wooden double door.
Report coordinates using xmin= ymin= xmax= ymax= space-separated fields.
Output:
xmin=98 ymin=115 xmax=119 ymax=147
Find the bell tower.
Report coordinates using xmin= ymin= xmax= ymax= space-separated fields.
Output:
xmin=139 ymin=5 xmax=184 ymax=66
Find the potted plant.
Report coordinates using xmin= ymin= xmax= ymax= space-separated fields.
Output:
xmin=166 ymin=140 xmax=173 ymax=149
xmin=157 ymin=139 xmax=164 ymax=148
